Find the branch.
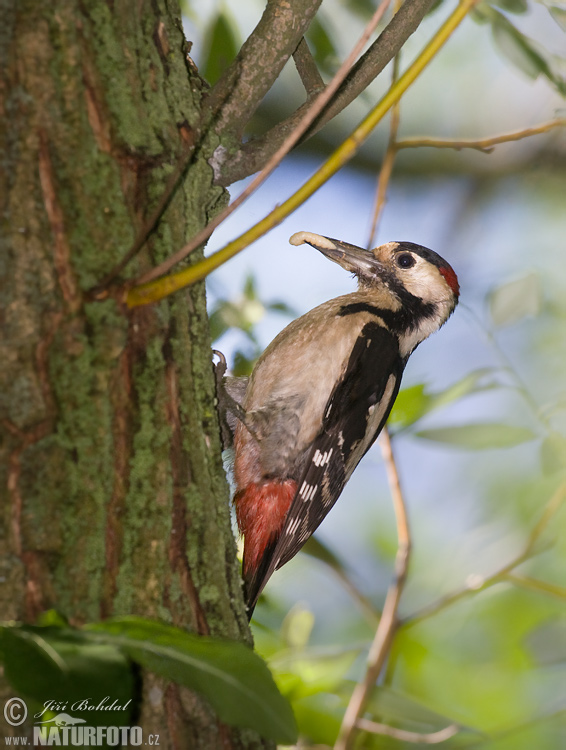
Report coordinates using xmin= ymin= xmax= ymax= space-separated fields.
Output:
xmin=334 ymin=430 xmax=411 ymax=750
xmin=126 ymin=0 xmax=477 ymax=308
xmin=356 ymin=718 xmax=460 ymax=744
xmin=217 ymin=0 xmax=437 ymax=186
xmin=396 ymin=118 xmax=566 ymax=152
xmin=293 ymin=37 xmax=325 ymax=95
xmin=403 ymin=481 xmax=566 ymax=628
xmin=91 ymin=116 xmax=565 ymax=294
xmin=129 ymin=0 xmax=391 ymax=288
xmin=202 ymin=0 xmax=323 ymax=141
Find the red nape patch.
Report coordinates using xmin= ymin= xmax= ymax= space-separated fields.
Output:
xmin=235 ymin=480 xmax=297 ymax=575
xmin=439 ymin=265 xmax=460 ymax=298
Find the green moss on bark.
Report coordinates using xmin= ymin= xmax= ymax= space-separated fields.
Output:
xmin=1 ymin=1 xmax=261 ymax=746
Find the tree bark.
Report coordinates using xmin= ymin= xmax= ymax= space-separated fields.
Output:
xmin=0 ymin=1 xmax=267 ymax=747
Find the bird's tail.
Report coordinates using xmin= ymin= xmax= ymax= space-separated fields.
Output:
xmin=235 ymin=480 xmax=296 ymax=617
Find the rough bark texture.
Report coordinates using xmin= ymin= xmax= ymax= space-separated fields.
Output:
xmin=0 ymin=1 xmax=269 ymax=747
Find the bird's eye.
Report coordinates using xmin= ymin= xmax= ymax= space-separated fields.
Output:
xmin=396 ymin=252 xmax=416 ymax=269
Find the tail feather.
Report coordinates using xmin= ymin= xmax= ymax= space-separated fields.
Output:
xmin=235 ymin=480 xmax=297 ymax=616
xmin=242 ymin=536 xmax=279 ymax=619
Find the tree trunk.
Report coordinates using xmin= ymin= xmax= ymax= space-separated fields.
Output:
xmin=0 ymin=1 xmax=264 ymax=746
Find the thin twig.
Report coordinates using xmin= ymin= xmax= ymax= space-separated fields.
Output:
xmin=365 ymin=56 xmax=401 ymax=250
xmin=293 ymin=37 xmax=325 ymax=95
xmin=356 ymin=718 xmax=460 ymax=744
xmin=505 ymin=573 xmax=566 ymax=602
xmin=334 ymin=431 xmax=412 ymax=750
xmin=403 ymin=481 xmax=566 ymax=627
xmin=396 ymin=119 xmax=566 ymax=153
xmin=130 ymin=0 xmax=391 ymax=288
xmin=381 ymin=428 xmax=410 ymax=551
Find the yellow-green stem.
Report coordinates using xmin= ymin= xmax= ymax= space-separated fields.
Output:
xmin=127 ymin=0 xmax=477 ymax=308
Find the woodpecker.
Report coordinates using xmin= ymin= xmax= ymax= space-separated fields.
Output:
xmin=233 ymin=232 xmax=459 ymax=616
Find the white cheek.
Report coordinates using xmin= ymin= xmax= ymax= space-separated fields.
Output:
xmin=403 ymin=264 xmax=451 ymax=303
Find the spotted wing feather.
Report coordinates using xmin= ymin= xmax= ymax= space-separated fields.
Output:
xmin=247 ymin=322 xmax=404 ymax=608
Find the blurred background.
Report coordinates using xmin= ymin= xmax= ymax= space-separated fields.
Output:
xmin=186 ymin=1 xmax=565 ymax=746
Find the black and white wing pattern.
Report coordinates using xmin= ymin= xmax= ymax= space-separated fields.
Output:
xmin=249 ymin=321 xmax=405 ymax=606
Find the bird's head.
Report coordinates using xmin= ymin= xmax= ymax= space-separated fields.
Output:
xmin=290 ymin=231 xmax=459 ymax=319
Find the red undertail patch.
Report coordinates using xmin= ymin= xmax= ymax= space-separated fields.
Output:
xmin=235 ymin=480 xmax=297 ymax=577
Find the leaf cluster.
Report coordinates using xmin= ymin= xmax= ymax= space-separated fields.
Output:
xmin=0 ymin=615 xmax=297 ymax=744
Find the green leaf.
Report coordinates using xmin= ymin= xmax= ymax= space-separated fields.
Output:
xmin=36 ymin=609 xmax=69 ymax=628
xmin=280 ymin=606 xmax=315 ymax=650
xmin=291 ymin=693 xmax=343 ymax=746
xmin=426 ymin=0 xmax=447 ymax=16
xmin=302 ymin=536 xmax=349 ymax=575
xmin=389 ymin=384 xmax=433 ymax=430
xmin=489 ymin=272 xmax=541 ymax=327
xmin=342 ymin=0 xmax=380 ymax=20
xmin=305 ymin=18 xmax=337 ymax=74
xmin=415 ymin=423 xmax=537 ymax=449
xmin=85 ymin=617 xmax=297 ymax=744
xmin=489 ymin=9 xmax=566 ymax=95
xmin=0 ymin=626 xmax=134 ymax=727
xmin=539 ymin=0 xmax=566 ymax=32
xmin=268 ymin=300 xmax=297 ymax=317
xmin=201 ymin=12 xmax=239 ymax=86
xmin=366 ymin=685 xmax=462 ymax=734
xmin=232 ymin=349 xmax=257 ymax=377
xmin=243 ymin=273 xmax=258 ymax=300
xmin=541 ymin=432 xmax=566 ymax=473
xmin=430 ymin=369 xmax=500 ymax=410
xmin=492 ymin=0 xmax=528 ymax=13
xmin=389 ymin=369 xmax=499 ymax=430
xmin=270 ymin=647 xmax=359 ymax=701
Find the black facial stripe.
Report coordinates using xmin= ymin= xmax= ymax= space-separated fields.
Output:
xmin=385 ymin=278 xmax=437 ymax=332
xmin=338 ymin=295 xmax=437 ymax=334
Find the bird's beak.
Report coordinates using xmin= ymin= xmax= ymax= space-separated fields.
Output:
xmin=289 ymin=232 xmax=384 ymax=278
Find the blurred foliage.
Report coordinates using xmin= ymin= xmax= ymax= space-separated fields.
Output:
xmin=488 ymin=272 xmax=541 ymax=327
xmin=200 ymin=8 xmax=240 ymax=86
xmin=305 ymin=16 xmax=339 ymax=76
xmin=209 ymin=273 xmax=295 ymax=375
xmin=475 ymin=3 xmax=566 ymax=96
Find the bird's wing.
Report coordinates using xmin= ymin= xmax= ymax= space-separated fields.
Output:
xmin=247 ymin=321 xmax=404 ymax=609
